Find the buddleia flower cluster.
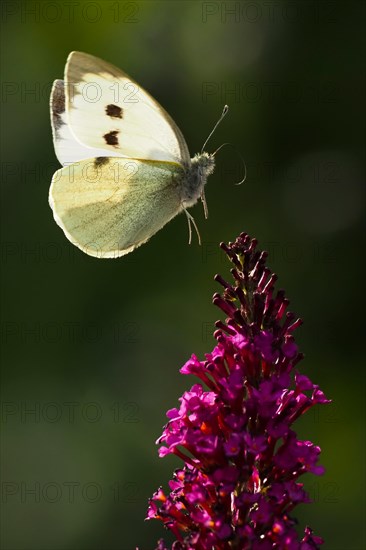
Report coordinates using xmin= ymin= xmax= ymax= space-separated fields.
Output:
xmin=147 ymin=233 xmax=330 ymax=549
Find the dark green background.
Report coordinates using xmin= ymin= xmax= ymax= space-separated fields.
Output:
xmin=1 ymin=1 xmax=365 ymax=549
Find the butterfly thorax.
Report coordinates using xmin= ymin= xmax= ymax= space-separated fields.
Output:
xmin=182 ymin=152 xmax=215 ymax=208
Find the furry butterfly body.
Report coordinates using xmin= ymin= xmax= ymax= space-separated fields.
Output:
xmin=49 ymin=52 xmax=216 ymax=258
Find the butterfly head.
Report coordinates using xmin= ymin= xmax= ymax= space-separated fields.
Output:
xmin=192 ymin=151 xmax=215 ymax=174
xmin=182 ymin=151 xmax=215 ymax=216
xmin=182 ymin=105 xmax=228 ymax=213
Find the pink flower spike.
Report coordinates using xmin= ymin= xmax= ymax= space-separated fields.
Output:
xmin=148 ymin=234 xmax=329 ymax=549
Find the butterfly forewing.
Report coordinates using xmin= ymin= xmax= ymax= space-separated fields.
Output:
xmin=50 ymin=79 xmax=122 ymax=166
xmin=64 ymin=52 xmax=190 ymax=165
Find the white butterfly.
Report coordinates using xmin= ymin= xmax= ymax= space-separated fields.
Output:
xmin=49 ymin=52 xmax=227 ymax=258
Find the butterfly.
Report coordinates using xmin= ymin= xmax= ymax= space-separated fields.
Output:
xmin=49 ymin=52 xmax=228 ymax=258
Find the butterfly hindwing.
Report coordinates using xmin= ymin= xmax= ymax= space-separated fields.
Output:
xmin=64 ymin=51 xmax=191 ymax=165
xmin=49 ymin=158 xmax=185 ymax=258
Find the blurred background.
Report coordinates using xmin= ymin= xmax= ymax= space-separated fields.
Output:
xmin=1 ymin=1 xmax=365 ymax=548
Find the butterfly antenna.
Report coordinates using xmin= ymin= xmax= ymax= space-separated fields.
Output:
xmin=212 ymin=142 xmax=247 ymax=185
xmin=201 ymin=105 xmax=229 ymax=153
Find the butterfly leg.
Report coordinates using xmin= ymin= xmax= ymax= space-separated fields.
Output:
xmin=183 ymin=208 xmax=201 ymax=246
xmin=201 ymin=189 xmax=209 ymax=219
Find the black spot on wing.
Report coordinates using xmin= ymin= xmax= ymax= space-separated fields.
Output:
xmin=51 ymin=80 xmax=65 ymax=132
xmin=94 ymin=157 xmax=109 ymax=167
xmin=104 ymin=130 xmax=119 ymax=147
xmin=106 ymin=104 xmax=123 ymax=119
